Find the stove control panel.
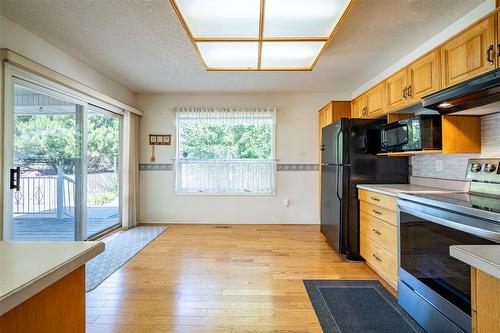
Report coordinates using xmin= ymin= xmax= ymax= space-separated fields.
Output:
xmin=466 ymin=159 xmax=500 ymax=196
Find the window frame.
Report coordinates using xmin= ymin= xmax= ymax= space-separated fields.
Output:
xmin=174 ymin=109 xmax=277 ymax=196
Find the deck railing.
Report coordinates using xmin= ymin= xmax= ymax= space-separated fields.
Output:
xmin=13 ymin=169 xmax=76 ymax=217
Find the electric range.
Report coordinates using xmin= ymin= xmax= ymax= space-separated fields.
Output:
xmin=397 ymin=158 xmax=500 ymax=333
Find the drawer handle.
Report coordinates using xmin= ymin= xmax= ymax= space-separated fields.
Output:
xmin=370 ymin=196 xmax=380 ymax=202
xmin=372 ymin=254 xmax=382 ymax=262
xmin=372 ymin=228 xmax=381 ymax=235
xmin=372 ymin=209 xmax=382 ymax=216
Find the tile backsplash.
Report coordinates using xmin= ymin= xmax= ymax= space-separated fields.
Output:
xmin=411 ymin=113 xmax=500 ymax=181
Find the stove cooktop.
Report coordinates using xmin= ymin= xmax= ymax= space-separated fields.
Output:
xmin=407 ymin=192 xmax=500 ymax=215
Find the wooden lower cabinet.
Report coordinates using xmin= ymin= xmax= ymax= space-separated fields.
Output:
xmin=0 ymin=266 xmax=85 ymax=333
xmin=359 ymin=189 xmax=398 ymax=289
xmin=358 ymin=189 xmax=397 ymax=211
xmin=360 ymin=212 xmax=397 ymax=256
xmin=360 ymin=234 xmax=398 ymax=288
xmin=471 ymin=268 xmax=500 ymax=333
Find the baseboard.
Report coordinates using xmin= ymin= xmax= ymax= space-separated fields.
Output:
xmin=139 ymin=218 xmax=320 ymax=225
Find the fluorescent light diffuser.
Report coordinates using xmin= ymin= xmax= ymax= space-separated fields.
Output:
xmin=264 ymin=0 xmax=351 ymax=38
xmin=170 ymin=0 xmax=354 ymax=70
xmin=196 ymin=42 xmax=259 ymax=69
xmin=261 ymin=42 xmax=326 ymax=69
xmin=175 ymin=0 xmax=260 ymax=38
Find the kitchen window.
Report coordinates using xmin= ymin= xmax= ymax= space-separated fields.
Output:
xmin=175 ymin=107 xmax=276 ymax=194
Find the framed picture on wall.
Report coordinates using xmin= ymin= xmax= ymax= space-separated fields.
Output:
xmin=149 ymin=134 xmax=171 ymax=145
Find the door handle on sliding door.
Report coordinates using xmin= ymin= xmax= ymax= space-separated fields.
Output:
xmin=10 ymin=167 xmax=20 ymax=191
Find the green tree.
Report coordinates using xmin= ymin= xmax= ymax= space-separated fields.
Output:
xmin=179 ymin=123 xmax=272 ymax=159
xmin=15 ymin=113 xmax=119 ymax=174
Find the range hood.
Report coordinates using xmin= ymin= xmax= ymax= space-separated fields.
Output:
xmin=422 ymin=68 xmax=500 ymax=115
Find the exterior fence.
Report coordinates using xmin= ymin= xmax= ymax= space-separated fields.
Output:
xmin=13 ymin=167 xmax=116 ymax=217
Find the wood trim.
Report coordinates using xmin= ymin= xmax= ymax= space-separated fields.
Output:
xmin=257 ymin=0 xmax=266 ymax=70
xmin=309 ymin=0 xmax=357 ymax=69
xmin=0 ymin=49 xmax=143 ymax=116
xmin=169 ymin=0 xmax=356 ymax=71
xmin=0 ymin=266 xmax=85 ymax=333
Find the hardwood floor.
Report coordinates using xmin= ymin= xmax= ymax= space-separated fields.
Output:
xmin=86 ymin=224 xmax=395 ymax=333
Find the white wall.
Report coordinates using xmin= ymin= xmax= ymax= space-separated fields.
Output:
xmin=0 ymin=15 xmax=136 ymax=106
xmin=137 ymin=93 xmax=333 ymax=224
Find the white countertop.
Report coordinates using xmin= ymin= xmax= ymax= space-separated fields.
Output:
xmin=450 ymin=245 xmax=500 ymax=279
xmin=0 ymin=241 xmax=104 ymax=315
xmin=356 ymin=184 xmax=463 ymax=197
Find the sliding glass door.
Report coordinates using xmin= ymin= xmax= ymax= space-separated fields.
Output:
xmin=87 ymin=106 xmax=121 ymax=238
xmin=3 ymin=66 xmax=123 ymax=241
xmin=9 ymin=83 xmax=84 ymax=240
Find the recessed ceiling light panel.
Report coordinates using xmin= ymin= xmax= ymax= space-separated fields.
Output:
xmin=261 ymin=42 xmax=326 ymax=69
xmin=170 ymin=0 xmax=354 ymax=70
xmin=175 ymin=0 xmax=260 ymax=38
xmin=196 ymin=42 xmax=259 ymax=69
xmin=263 ymin=0 xmax=351 ymax=38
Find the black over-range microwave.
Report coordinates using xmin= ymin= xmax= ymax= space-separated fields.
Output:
xmin=380 ymin=115 xmax=442 ymax=153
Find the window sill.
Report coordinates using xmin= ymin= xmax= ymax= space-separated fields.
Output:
xmin=173 ymin=191 xmax=277 ymax=197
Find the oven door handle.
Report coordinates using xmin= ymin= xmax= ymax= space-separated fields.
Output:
xmin=398 ymin=200 xmax=500 ymax=242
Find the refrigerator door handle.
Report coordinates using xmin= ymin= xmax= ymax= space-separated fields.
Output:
xmin=336 ymin=167 xmax=343 ymax=200
xmin=336 ymin=129 xmax=342 ymax=165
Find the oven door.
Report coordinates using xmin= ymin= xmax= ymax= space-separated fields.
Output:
xmin=398 ymin=199 xmax=499 ymax=332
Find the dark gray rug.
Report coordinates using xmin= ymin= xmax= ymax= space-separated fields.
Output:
xmin=86 ymin=226 xmax=167 ymax=291
xmin=304 ymin=280 xmax=426 ymax=333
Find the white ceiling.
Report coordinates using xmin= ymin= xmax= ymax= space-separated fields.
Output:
xmin=0 ymin=0 xmax=486 ymax=95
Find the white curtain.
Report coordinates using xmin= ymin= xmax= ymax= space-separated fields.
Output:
xmin=174 ymin=106 xmax=277 ymax=125
xmin=175 ymin=106 xmax=277 ymax=194
xmin=121 ymin=111 xmax=140 ymax=229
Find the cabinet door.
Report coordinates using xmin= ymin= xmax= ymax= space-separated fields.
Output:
xmin=386 ymin=69 xmax=408 ymax=112
xmin=366 ymin=82 xmax=386 ymax=118
xmin=319 ymin=103 xmax=333 ymax=129
xmin=408 ymin=50 xmax=441 ymax=103
xmin=351 ymin=95 xmax=367 ymax=118
xmin=441 ymin=15 xmax=496 ymax=88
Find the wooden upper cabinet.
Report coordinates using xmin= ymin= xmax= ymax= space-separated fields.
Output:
xmin=319 ymin=101 xmax=351 ymax=128
xmin=352 ymin=95 xmax=367 ymax=118
xmin=386 ymin=69 xmax=408 ymax=112
xmin=498 ymin=12 xmax=500 ymax=67
xmin=319 ymin=103 xmax=333 ymax=129
xmin=366 ymin=82 xmax=386 ymax=118
xmin=441 ymin=15 xmax=496 ymax=89
xmin=407 ymin=50 xmax=441 ymax=103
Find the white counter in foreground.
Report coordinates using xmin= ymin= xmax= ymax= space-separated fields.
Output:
xmin=0 ymin=241 xmax=104 ymax=316
xmin=450 ymin=245 xmax=500 ymax=279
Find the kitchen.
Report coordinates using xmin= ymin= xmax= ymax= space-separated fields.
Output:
xmin=319 ymin=7 xmax=500 ymax=332
xmin=0 ymin=0 xmax=499 ymax=332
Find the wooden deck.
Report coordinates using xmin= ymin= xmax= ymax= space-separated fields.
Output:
xmin=12 ymin=207 xmax=119 ymax=240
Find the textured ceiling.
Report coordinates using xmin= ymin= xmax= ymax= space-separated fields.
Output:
xmin=0 ymin=0 xmax=485 ymax=94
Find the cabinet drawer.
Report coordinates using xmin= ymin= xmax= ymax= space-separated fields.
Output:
xmin=360 ymin=233 xmax=398 ymax=287
xmin=358 ymin=189 xmax=397 ymax=211
xmin=360 ymin=212 xmax=397 ymax=255
xmin=360 ymin=201 xmax=397 ymax=226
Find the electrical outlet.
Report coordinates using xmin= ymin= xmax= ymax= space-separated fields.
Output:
xmin=284 ymin=199 xmax=290 ymax=207
xmin=436 ymin=160 xmax=443 ymax=172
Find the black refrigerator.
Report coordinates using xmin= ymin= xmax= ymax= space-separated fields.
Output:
xmin=320 ymin=118 xmax=408 ymax=261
